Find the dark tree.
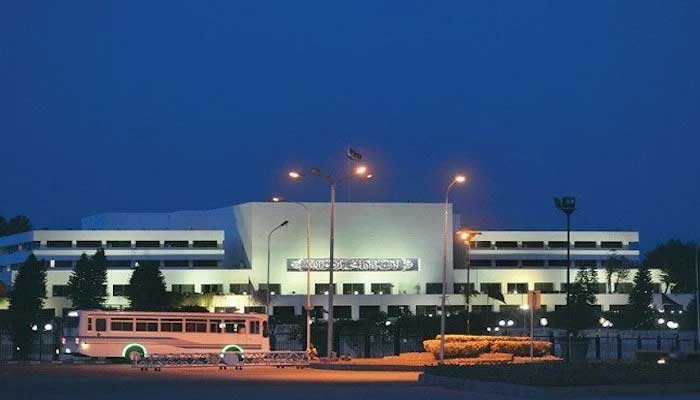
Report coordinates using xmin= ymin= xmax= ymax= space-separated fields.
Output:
xmin=126 ymin=263 xmax=168 ymax=310
xmin=5 ymin=215 xmax=32 ymax=236
xmin=604 ymin=253 xmax=630 ymax=293
xmin=8 ymin=254 xmax=47 ymax=359
xmin=66 ymin=249 xmax=108 ymax=309
xmin=625 ymin=265 xmax=655 ymax=329
xmin=0 ymin=281 xmax=8 ymax=298
xmin=644 ymin=239 xmax=696 ymax=293
xmin=568 ymin=267 xmax=599 ymax=334
xmin=0 ymin=216 xmax=7 ymax=236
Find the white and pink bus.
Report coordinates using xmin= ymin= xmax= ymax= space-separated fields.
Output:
xmin=62 ymin=310 xmax=269 ymax=360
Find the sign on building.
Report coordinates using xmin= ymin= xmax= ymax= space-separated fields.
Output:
xmin=287 ymin=258 xmax=419 ymax=272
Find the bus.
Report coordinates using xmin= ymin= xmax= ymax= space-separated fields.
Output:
xmin=62 ymin=310 xmax=269 ymax=360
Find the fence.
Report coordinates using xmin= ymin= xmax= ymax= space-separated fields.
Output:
xmin=0 ymin=331 xmax=58 ymax=361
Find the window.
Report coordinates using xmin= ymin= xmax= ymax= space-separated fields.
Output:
xmin=370 ymin=283 xmax=392 ymax=295
xmin=54 ymin=260 xmax=73 ymax=269
xmin=192 ymin=240 xmax=218 ymax=248
xmin=534 ymin=282 xmax=555 ymax=293
xmin=87 ymin=317 xmax=92 ymax=331
xmin=474 ymin=241 xmax=492 ymax=249
xmin=522 ymin=241 xmax=544 ymax=248
xmin=250 ymin=320 xmax=261 ymax=334
xmin=112 ymin=284 xmax=130 ymax=296
xmin=315 ymin=284 xmax=336 ymax=295
xmin=499 ymin=305 xmax=520 ymax=313
xmin=193 ymin=260 xmax=219 ymax=268
xmin=225 ymin=320 xmax=246 ymax=333
xmin=106 ymin=241 xmax=131 ymax=248
xmin=574 ymin=241 xmax=597 ymax=249
xmin=472 ymin=305 xmax=493 ymax=313
xmin=522 ymin=260 xmax=545 ymax=267
xmin=454 ymin=283 xmax=475 ymax=294
xmin=575 ymin=260 xmax=597 ymax=268
xmin=342 ymin=283 xmax=365 ymax=295
xmin=135 ymin=241 xmax=160 ymax=248
xmin=163 ymin=260 xmax=190 ymax=268
xmin=359 ymin=306 xmax=381 ymax=320
xmin=495 ymin=260 xmax=519 ymax=267
xmin=426 ymin=283 xmax=443 ymax=294
xmin=244 ymin=306 xmax=266 ymax=314
xmin=507 ymin=283 xmax=528 ymax=294
xmin=110 ymin=318 xmax=134 ymax=331
xmin=595 ymin=283 xmax=607 ymax=294
xmin=135 ymin=260 xmax=159 ymax=268
xmin=135 ymin=319 xmax=159 ymax=332
xmin=52 ymin=285 xmax=68 ymax=297
xmin=495 ymin=241 xmax=518 ymax=248
xmin=107 ymin=260 xmax=131 ymax=268
xmin=416 ymin=305 xmax=437 ymax=317
xmin=469 ymin=259 xmax=492 ymax=267
xmin=333 ymin=306 xmax=352 ymax=320
xmin=171 ymin=284 xmax=195 ymax=294
xmin=46 ymin=241 xmax=72 ymax=248
xmin=185 ymin=319 xmax=207 ymax=332
xmin=164 ymin=241 xmax=189 ymax=248
xmin=259 ymin=283 xmax=281 ymax=296
xmin=209 ymin=320 xmax=223 ymax=333
xmin=480 ymin=283 xmax=501 ymax=294
xmin=76 ymin=241 xmax=102 ymax=248
xmin=229 ymin=283 xmax=248 ymax=295
xmin=387 ymin=305 xmax=410 ymax=318
xmin=160 ymin=319 xmax=183 ymax=332
xmin=273 ymin=306 xmax=295 ymax=320
xmin=201 ymin=284 xmax=224 ymax=295
xmin=615 ymin=283 xmax=633 ymax=294
xmin=548 ymin=241 xmax=569 ymax=248
xmin=96 ymin=318 xmax=106 ymax=332
xmin=548 ymin=260 xmax=570 ymax=267
xmin=601 ymin=241 xmax=623 ymax=249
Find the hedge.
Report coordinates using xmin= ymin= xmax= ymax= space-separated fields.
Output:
xmin=423 ymin=336 xmax=553 ymax=359
xmin=438 ymin=335 xmax=531 ymax=342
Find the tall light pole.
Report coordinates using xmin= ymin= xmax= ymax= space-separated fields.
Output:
xmin=695 ymin=243 xmax=699 ymax=349
xmin=554 ymin=196 xmax=575 ymax=363
xmin=457 ymin=229 xmax=481 ymax=334
xmin=272 ymin=196 xmax=313 ymax=353
xmin=439 ymin=175 xmax=467 ymax=364
xmin=266 ymin=220 xmax=289 ymax=311
xmin=288 ymin=164 xmax=373 ymax=359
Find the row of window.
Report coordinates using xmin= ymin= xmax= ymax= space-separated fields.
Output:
xmin=47 ymin=259 xmax=220 ymax=269
xmin=87 ymin=316 xmax=260 ymax=334
xmin=2 ymin=240 xmax=221 ymax=253
xmin=467 ymin=241 xmax=625 ymax=249
xmin=455 ymin=259 xmax=608 ymax=269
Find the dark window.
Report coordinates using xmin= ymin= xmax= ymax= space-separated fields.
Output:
xmin=453 ymin=283 xmax=475 ymax=294
xmin=201 ymin=284 xmax=224 ymax=295
xmin=209 ymin=320 xmax=223 ymax=333
xmin=495 ymin=241 xmax=518 ymax=248
xmin=76 ymin=241 xmax=102 ymax=248
xmin=135 ymin=260 xmax=159 ymax=268
xmin=359 ymin=305 xmax=381 ymax=320
xmin=192 ymin=240 xmax=218 ymax=248
xmin=164 ymin=241 xmax=189 ymax=248
xmin=499 ymin=305 xmax=520 ymax=313
xmin=106 ymin=241 xmax=131 ymax=248
xmin=472 ymin=305 xmax=493 ymax=313
xmin=601 ymin=241 xmax=623 ymax=249
xmin=46 ymin=241 xmax=72 ymax=248
xmin=548 ymin=241 xmax=569 ymax=248
xmin=495 ymin=259 xmax=519 ymax=267
xmin=534 ymin=282 xmax=555 ymax=293
xmin=259 ymin=283 xmax=281 ymax=296
xmin=160 ymin=319 xmax=183 ymax=332
xmin=244 ymin=306 xmax=266 ymax=314
xmin=163 ymin=260 xmax=190 ymax=268
xmin=54 ymin=260 xmax=73 ymax=269
xmin=110 ymin=318 xmax=134 ymax=331
xmin=575 ymin=260 xmax=597 ymax=268
xmin=315 ymin=284 xmax=336 ymax=295
xmin=416 ymin=305 xmax=437 ymax=317
xmin=107 ymin=260 xmax=132 ymax=268
xmin=469 ymin=259 xmax=492 ymax=267
xmin=333 ymin=306 xmax=352 ymax=320
xmin=387 ymin=305 xmax=410 ymax=318
xmin=426 ymin=283 xmax=443 ymax=294
xmin=507 ymin=283 xmax=528 ymax=294
xmin=548 ymin=260 xmax=570 ymax=267
xmin=480 ymin=283 xmax=501 ymax=294
xmin=87 ymin=317 xmax=92 ymax=331
xmin=595 ymin=283 xmax=607 ymax=294
xmin=52 ymin=285 xmax=68 ymax=297
xmin=250 ymin=320 xmax=261 ymax=334
xmin=342 ymin=283 xmax=365 ymax=295
xmin=474 ymin=241 xmax=492 ymax=249
xmin=615 ymin=283 xmax=633 ymax=294
xmin=135 ymin=319 xmax=159 ymax=332
xmin=229 ymin=283 xmax=248 ymax=295
xmin=112 ymin=284 xmax=129 ymax=296
xmin=574 ymin=241 xmax=597 ymax=249
xmin=273 ymin=306 xmax=295 ymax=320
xmin=185 ymin=319 xmax=207 ymax=333
xmin=522 ymin=241 xmax=544 ymax=248
xmin=171 ymin=284 xmax=195 ymax=294
xmin=135 ymin=241 xmax=160 ymax=248
xmin=96 ymin=318 xmax=106 ymax=332
xmin=370 ymin=283 xmax=392 ymax=295
xmin=522 ymin=260 xmax=545 ymax=267
xmin=193 ymin=260 xmax=219 ymax=268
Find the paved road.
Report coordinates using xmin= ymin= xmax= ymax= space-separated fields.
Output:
xmin=1 ymin=364 xmax=698 ymax=400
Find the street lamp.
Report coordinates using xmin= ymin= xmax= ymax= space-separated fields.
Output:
xmin=266 ymin=220 xmax=289 ymax=311
xmin=695 ymin=243 xmax=699 ymax=350
xmin=455 ymin=229 xmax=481 ymax=334
xmin=554 ymin=195 xmax=575 ymax=363
xmin=540 ymin=317 xmax=549 ymax=327
xmin=271 ymin=196 xmax=313 ymax=354
xmin=439 ymin=174 xmax=467 ymax=364
xmin=288 ymin=162 xmax=373 ymax=359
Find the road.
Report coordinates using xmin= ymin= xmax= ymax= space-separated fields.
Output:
xmin=1 ymin=364 xmax=698 ymax=400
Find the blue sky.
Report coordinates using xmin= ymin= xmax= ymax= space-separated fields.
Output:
xmin=1 ymin=2 xmax=698 ymax=251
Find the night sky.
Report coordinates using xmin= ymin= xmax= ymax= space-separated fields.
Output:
xmin=2 ymin=2 xmax=698 ymax=251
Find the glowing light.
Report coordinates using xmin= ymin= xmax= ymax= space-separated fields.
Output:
xmin=353 ymin=291 xmax=359 ymax=295
xmin=44 ymin=323 xmax=53 ymax=331
xmin=67 ymin=311 xmax=79 ymax=317
xmin=507 ymin=320 xmax=514 ymax=327
xmin=519 ymin=304 xmax=529 ymax=310
xmin=385 ymin=320 xmax=392 ymax=326
xmin=498 ymin=320 xmax=506 ymax=327
xmin=454 ymin=175 xmax=466 ymax=183
xmin=288 ymin=171 xmax=302 ymax=179
xmin=494 ymin=327 xmax=500 ymax=332
xmin=657 ymin=318 xmax=666 ymax=325
xmin=271 ymin=196 xmax=282 ymax=202
xmin=354 ymin=165 xmax=368 ymax=175
xmin=31 ymin=325 xmax=38 ymax=331
xmin=666 ymin=321 xmax=679 ymax=329
xmin=657 ymin=358 xmax=666 ymax=365
xmin=270 ymin=291 xmax=276 ymax=296
xmin=323 ymin=290 xmax=329 ymax=295
xmin=540 ymin=318 xmax=549 ymax=327
xmin=487 ymin=327 xmax=492 ymax=332
xmin=64 ymin=348 xmax=71 ymax=354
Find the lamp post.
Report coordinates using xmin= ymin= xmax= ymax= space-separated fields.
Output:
xmin=439 ymin=175 xmax=467 ymax=364
xmin=456 ymin=229 xmax=481 ymax=334
xmin=695 ymin=243 xmax=699 ymax=349
xmin=266 ymin=221 xmax=289 ymax=312
xmin=554 ymin=196 xmax=576 ymax=363
xmin=272 ymin=196 xmax=313 ymax=353
xmin=288 ymin=164 xmax=373 ymax=359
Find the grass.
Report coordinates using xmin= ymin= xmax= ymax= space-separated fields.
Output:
xmin=425 ymin=361 xmax=700 ymax=387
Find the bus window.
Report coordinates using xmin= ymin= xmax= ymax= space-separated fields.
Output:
xmin=87 ymin=318 xmax=93 ymax=331
xmin=136 ymin=319 xmax=159 ymax=332
xmin=224 ymin=320 xmax=245 ymax=333
xmin=185 ymin=319 xmax=207 ymax=333
xmin=209 ymin=320 xmax=223 ymax=333
xmin=250 ymin=321 xmax=260 ymax=334
xmin=96 ymin=318 xmax=107 ymax=332
xmin=111 ymin=318 xmax=134 ymax=331
xmin=161 ymin=319 xmax=183 ymax=332
xmin=262 ymin=321 xmax=269 ymax=338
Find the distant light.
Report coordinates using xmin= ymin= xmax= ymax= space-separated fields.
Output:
xmin=67 ymin=311 xmax=79 ymax=317
xmin=507 ymin=320 xmax=514 ymax=327
xmin=64 ymin=348 xmax=72 ymax=354
xmin=324 ymin=290 xmax=329 ymax=295
xmin=270 ymin=291 xmax=276 ymax=296
xmin=218 ymin=322 xmax=226 ymax=329
xmin=454 ymin=175 xmax=466 ymax=183
xmin=31 ymin=325 xmax=38 ymax=332
xmin=271 ymin=196 xmax=282 ymax=202
xmin=354 ymin=165 xmax=368 ymax=175
xmin=498 ymin=320 xmax=506 ymax=327
xmin=540 ymin=318 xmax=549 ymax=327
xmin=427 ymin=313 xmax=433 ymax=318
xmin=657 ymin=318 xmax=666 ymax=325
xmin=353 ymin=291 xmax=359 ymax=295
xmin=378 ymin=291 xmax=384 ymax=295
xmin=366 ymin=174 xmax=373 ymax=179
xmin=242 ymin=291 xmax=247 ymax=296
xmin=385 ymin=320 xmax=391 ymax=326
xmin=666 ymin=321 xmax=679 ymax=329
xmin=494 ymin=327 xmax=500 ymax=332
xmin=289 ymin=171 xmax=302 ymax=179
xmin=44 ymin=323 xmax=53 ymax=332
xmin=487 ymin=327 xmax=492 ymax=332
xmin=657 ymin=358 xmax=667 ymax=365
xmin=519 ymin=304 xmax=529 ymax=310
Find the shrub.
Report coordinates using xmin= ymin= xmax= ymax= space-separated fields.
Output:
xmin=636 ymin=351 xmax=669 ymax=362
xmin=439 ymin=335 xmax=531 ymax=342
xmin=685 ymin=352 xmax=700 ymax=362
xmin=424 ymin=337 xmax=552 ymax=359
xmin=491 ymin=340 xmax=552 ymax=357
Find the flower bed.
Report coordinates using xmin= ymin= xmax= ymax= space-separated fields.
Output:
xmin=423 ymin=335 xmax=553 ymax=359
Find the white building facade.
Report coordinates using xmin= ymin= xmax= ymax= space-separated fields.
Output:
xmin=0 ymin=202 xmax=664 ymax=319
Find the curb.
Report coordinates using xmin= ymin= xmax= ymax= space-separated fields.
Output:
xmin=310 ymin=362 xmax=424 ymax=372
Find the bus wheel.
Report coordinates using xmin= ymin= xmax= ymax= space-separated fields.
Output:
xmin=124 ymin=345 xmax=145 ymax=362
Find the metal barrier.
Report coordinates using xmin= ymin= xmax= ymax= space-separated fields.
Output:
xmin=134 ymin=351 xmax=309 ymax=371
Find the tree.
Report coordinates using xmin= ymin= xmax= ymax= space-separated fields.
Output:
xmin=126 ymin=262 xmax=168 ymax=310
xmin=625 ymin=265 xmax=655 ymax=329
xmin=66 ymin=249 xmax=108 ymax=309
xmin=644 ymin=240 xmax=696 ymax=293
xmin=8 ymin=254 xmax=47 ymax=359
xmin=604 ymin=253 xmax=630 ymax=293
xmin=568 ymin=267 xmax=599 ymax=334
xmin=0 ymin=214 xmax=32 ymax=237
xmin=0 ymin=216 xmax=6 ymax=236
